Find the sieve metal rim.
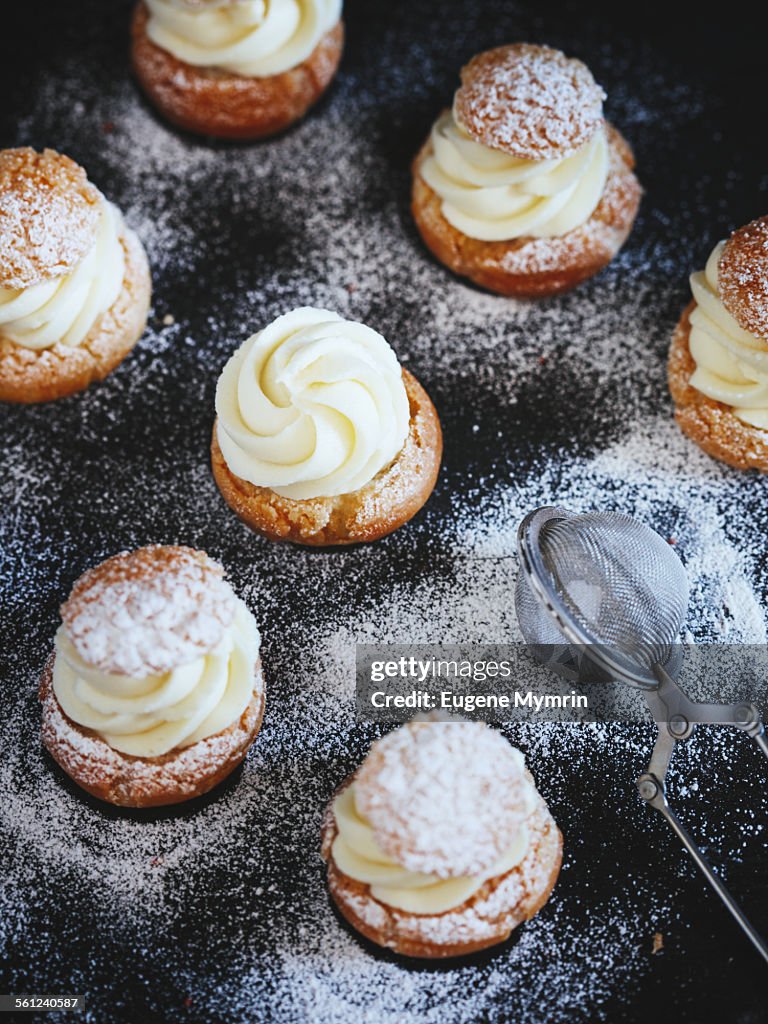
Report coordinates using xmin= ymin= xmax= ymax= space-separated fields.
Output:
xmin=516 ymin=506 xmax=661 ymax=691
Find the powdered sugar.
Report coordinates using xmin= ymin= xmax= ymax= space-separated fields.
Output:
xmin=61 ymin=545 xmax=237 ymax=676
xmin=355 ymin=721 xmax=531 ymax=878
xmin=454 ymin=44 xmax=605 ymax=160
xmin=718 ymin=215 xmax=768 ymax=339
xmin=0 ymin=147 xmax=102 ymax=289
xmin=1 ymin=6 xmax=766 ymax=1022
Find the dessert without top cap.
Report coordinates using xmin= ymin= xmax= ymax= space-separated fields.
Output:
xmin=0 ymin=147 xmax=151 ymax=403
xmin=669 ymin=214 xmax=768 ymax=471
xmin=131 ymin=0 xmax=344 ymax=139
xmin=40 ymin=545 xmax=265 ymax=807
xmin=211 ymin=307 xmax=442 ymax=545
xmin=411 ymin=43 xmax=641 ymax=297
xmin=321 ymin=719 xmax=562 ymax=958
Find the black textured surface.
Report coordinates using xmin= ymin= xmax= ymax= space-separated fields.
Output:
xmin=1 ymin=2 xmax=767 ymax=1023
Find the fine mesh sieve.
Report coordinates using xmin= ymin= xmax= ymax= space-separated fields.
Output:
xmin=516 ymin=506 xmax=687 ymax=687
xmin=515 ymin=504 xmax=768 ymax=964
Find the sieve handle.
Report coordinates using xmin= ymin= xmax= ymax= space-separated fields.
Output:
xmin=730 ymin=703 xmax=768 ymax=762
xmin=637 ymin=773 xmax=768 ymax=965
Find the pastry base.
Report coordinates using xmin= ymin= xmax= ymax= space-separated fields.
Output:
xmin=131 ymin=3 xmax=344 ymax=140
xmin=669 ymin=301 xmax=768 ymax=471
xmin=321 ymin=782 xmax=563 ymax=959
xmin=411 ymin=121 xmax=641 ymax=298
xmin=39 ymin=655 xmax=266 ymax=808
xmin=211 ymin=368 xmax=443 ymax=546
xmin=0 ymin=227 xmax=151 ymax=404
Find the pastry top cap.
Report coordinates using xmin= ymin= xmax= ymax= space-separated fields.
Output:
xmin=354 ymin=719 xmax=532 ymax=879
xmin=718 ymin=215 xmax=768 ymax=339
xmin=453 ymin=43 xmax=606 ymax=160
xmin=61 ymin=546 xmax=238 ymax=678
xmin=0 ymin=147 xmax=103 ymax=290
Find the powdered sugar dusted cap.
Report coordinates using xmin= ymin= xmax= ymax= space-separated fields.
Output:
xmin=354 ymin=720 xmax=531 ymax=879
xmin=453 ymin=44 xmax=605 ymax=160
xmin=60 ymin=546 xmax=238 ymax=677
xmin=0 ymin=148 xmax=103 ymax=290
xmin=718 ymin=215 xmax=768 ymax=340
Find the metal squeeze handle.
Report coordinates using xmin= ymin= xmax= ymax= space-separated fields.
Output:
xmin=648 ymin=669 xmax=768 ymax=766
xmin=732 ymin=702 xmax=768 ymax=762
xmin=637 ymin=772 xmax=768 ymax=965
xmin=640 ymin=671 xmax=768 ymax=964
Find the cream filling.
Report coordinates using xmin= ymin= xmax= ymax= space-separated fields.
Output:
xmin=688 ymin=241 xmax=768 ymax=429
xmin=52 ymin=599 xmax=260 ymax=758
xmin=419 ymin=109 xmax=609 ymax=242
xmin=0 ymin=200 xmax=125 ymax=352
xmin=145 ymin=0 xmax=341 ymax=76
xmin=331 ymin=781 xmax=535 ymax=914
xmin=215 ymin=307 xmax=410 ymax=500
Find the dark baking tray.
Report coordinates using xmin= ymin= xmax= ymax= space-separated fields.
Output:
xmin=1 ymin=2 xmax=767 ymax=1022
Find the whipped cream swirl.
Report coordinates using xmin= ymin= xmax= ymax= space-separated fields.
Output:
xmin=216 ymin=307 xmax=409 ymax=500
xmin=0 ymin=200 xmax=125 ymax=351
xmin=688 ymin=242 xmax=768 ymax=429
xmin=331 ymin=777 xmax=536 ymax=914
xmin=420 ymin=109 xmax=609 ymax=242
xmin=145 ymin=0 xmax=342 ymax=77
xmin=53 ymin=599 xmax=260 ymax=758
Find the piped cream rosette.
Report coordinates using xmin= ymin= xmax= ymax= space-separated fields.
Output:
xmin=215 ymin=307 xmax=410 ymax=501
xmin=144 ymin=0 xmax=342 ymax=76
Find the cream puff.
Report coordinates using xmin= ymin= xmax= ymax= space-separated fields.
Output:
xmin=211 ymin=307 xmax=442 ymax=545
xmin=411 ymin=44 xmax=641 ymax=297
xmin=0 ymin=148 xmax=151 ymax=403
xmin=40 ymin=545 xmax=265 ymax=808
xmin=321 ymin=719 xmax=562 ymax=958
xmin=669 ymin=215 xmax=768 ymax=471
xmin=131 ymin=0 xmax=344 ymax=140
